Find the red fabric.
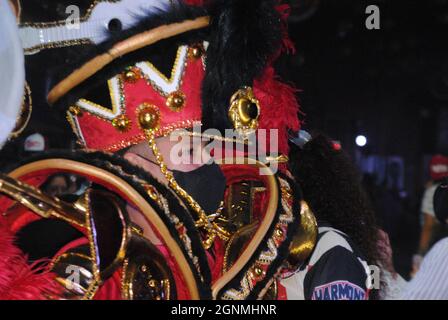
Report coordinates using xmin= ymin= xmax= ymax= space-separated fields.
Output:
xmin=52 ymin=238 xmax=89 ymax=262
xmin=430 ymin=154 xmax=448 ymax=181
xmin=183 ymin=0 xmax=205 ymax=5
xmin=277 ymin=281 xmax=287 ymax=300
xmin=275 ymin=2 xmax=296 ymax=55
xmin=1 ymin=204 xmax=41 ymax=234
xmin=210 ymin=239 xmax=225 ymax=284
xmin=156 ymin=245 xmax=191 ymax=300
xmin=94 ymin=271 xmax=124 ymax=300
xmin=0 ymin=223 xmax=61 ymax=300
xmin=72 ymin=1 xmax=301 ymax=158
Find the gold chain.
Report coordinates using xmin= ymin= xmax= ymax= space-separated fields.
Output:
xmin=144 ymin=130 xmax=230 ymax=249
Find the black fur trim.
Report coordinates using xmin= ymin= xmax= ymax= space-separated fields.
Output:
xmin=201 ymin=0 xmax=283 ymax=131
xmin=2 ymin=150 xmax=212 ymax=299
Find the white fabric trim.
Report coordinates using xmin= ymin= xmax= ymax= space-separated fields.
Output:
xmin=0 ymin=0 xmax=25 ymax=148
xmin=136 ymin=45 xmax=188 ymax=95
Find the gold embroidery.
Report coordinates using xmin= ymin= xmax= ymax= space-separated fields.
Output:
xmin=24 ymin=39 xmax=93 ymax=55
xmin=112 ymin=114 xmax=132 ymax=132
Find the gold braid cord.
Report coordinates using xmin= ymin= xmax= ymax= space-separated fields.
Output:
xmin=144 ymin=129 xmax=230 ymax=249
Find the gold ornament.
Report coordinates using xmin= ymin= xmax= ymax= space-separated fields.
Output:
xmin=122 ymin=67 xmax=141 ymax=83
xmin=274 ymin=227 xmax=284 ymax=239
xmin=148 ymin=279 xmax=158 ymax=288
xmin=166 ymin=91 xmax=186 ymax=112
xmin=69 ymin=105 xmax=83 ymax=117
xmin=137 ymin=103 xmax=160 ymax=131
xmin=112 ymin=115 xmax=131 ymax=132
xmin=188 ymin=43 xmax=204 ymax=59
xmin=228 ymin=87 xmax=260 ymax=139
xmin=145 ymin=185 xmax=159 ymax=201
xmin=252 ymin=266 xmax=265 ymax=279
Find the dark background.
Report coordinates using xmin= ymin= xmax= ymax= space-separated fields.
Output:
xmin=279 ymin=0 xmax=448 ymax=277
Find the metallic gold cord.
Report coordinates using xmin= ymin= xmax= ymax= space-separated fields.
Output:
xmin=143 ymin=129 xmax=230 ymax=249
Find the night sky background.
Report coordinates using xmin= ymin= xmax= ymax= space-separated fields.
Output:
xmin=274 ymin=0 xmax=448 ymax=201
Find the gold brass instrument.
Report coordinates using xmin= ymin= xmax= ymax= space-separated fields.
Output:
xmin=0 ymin=172 xmax=85 ymax=227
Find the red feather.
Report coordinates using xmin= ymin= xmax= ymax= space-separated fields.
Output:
xmin=276 ymin=2 xmax=296 ymax=55
xmin=253 ymin=1 xmax=301 ymax=161
xmin=255 ymin=66 xmax=301 ymax=157
xmin=0 ymin=224 xmax=61 ymax=300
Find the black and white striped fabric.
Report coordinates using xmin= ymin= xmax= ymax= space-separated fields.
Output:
xmin=281 ymin=226 xmax=370 ymax=300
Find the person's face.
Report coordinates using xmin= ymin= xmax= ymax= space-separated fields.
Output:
xmin=47 ymin=176 xmax=68 ymax=196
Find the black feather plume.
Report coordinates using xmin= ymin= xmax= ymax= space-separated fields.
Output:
xmin=202 ymin=0 xmax=283 ymax=131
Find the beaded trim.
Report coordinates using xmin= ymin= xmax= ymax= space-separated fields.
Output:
xmin=219 ymin=178 xmax=295 ymax=300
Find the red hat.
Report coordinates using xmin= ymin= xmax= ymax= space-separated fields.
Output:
xmin=430 ymin=155 xmax=448 ymax=181
xmin=66 ymin=44 xmax=205 ymax=152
